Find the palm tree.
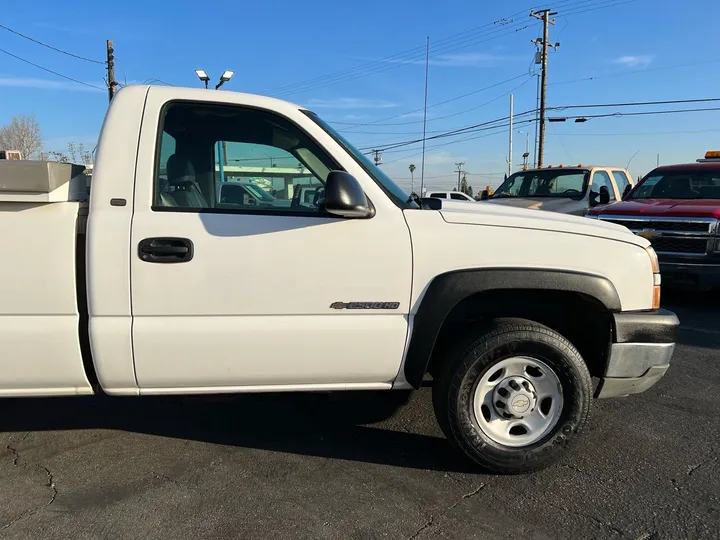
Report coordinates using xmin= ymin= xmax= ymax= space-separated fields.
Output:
xmin=409 ymin=164 xmax=416 ymax=194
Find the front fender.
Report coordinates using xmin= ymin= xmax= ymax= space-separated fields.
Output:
xmin=402 ymin=268 xmax=621 ymax=388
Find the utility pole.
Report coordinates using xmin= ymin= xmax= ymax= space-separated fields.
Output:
xmin=455 ymin=161 xmax=465 ymax=192
xmin=508 ymin=94 xmax=514 ymax=176
xmin=106 ymin=40 xmax=117 ymax=103
xmin=519 ymin=131 xmax=529 ymax=170
xmin=420 ymin=36 xmax=430 ymax=197
xmin=371 ymin=149 xmax=382 ymax=166
xmin=530 ymin=9 xmax=558 ymax=168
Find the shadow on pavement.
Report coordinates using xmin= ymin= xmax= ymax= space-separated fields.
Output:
xmin=0 ymin=391 xmax=476 ymax=474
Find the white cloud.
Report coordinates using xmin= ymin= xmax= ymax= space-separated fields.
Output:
xmin=305 ymin=98 xmax=398 ymax=109
xmin=0 ymin=77 xmax=104 ymax=92
xmin=612 ymin=55 xmax=655 ymax=68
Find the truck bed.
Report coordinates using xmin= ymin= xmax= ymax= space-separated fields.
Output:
xmin=0 ymin=161 xmax=93 ymax=396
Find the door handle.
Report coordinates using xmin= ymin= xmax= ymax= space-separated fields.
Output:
xmin=138 ymin=237 xmax=194 ymax=263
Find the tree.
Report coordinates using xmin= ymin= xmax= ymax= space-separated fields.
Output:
xmin=459 ymin=174 xmax=473 ymax=197
xmin=47 ymin=142 xmax=94 ymax=166
xmin=0 ymin=114 xmax=42 ymax=159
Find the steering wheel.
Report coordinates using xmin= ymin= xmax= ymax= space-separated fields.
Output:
xmin=560 ymin=188 xmax=580 ymax=195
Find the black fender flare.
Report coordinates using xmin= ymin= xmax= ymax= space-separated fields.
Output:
xmin=402 ymin=268 xmax=621 ymax=388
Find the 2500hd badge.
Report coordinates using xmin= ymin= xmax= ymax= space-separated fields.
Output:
xmin=329 ymin=302 xmax=401 ymax=310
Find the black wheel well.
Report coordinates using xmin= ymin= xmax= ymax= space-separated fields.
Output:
xmin=426 ymin=289 xmax=613 ymax=380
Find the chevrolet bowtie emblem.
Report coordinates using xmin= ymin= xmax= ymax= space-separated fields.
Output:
xmin=637 ymin=229 xmax=660 ymax=239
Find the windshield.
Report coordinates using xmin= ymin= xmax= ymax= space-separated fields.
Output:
xmin=629 ymin=170 xmax=720 ymax=199
xmin=302 ymin=110 xmax=419 ymax=209
xmin=491 ymin=169 xmax=589 ymax=200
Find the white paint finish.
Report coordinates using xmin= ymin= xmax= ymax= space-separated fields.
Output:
xmin=85 ymin=86 xmax=149 ymax=394
xmin=0 ymin=316 xmax=92 ymax=395
xmin=88 ymin=316 xmax=139 ymax=394
xmin=404 ymin=208 xmax=655 ymax=312
xmin=86 ymin=88 xmax=148 ymax=313
xmin=140 ymin=382 xmax=392 ymax=396
xmin=133 ymin=315 xmax=406 ymax=387
xmin=0 ymin=201 xmax=92 ymax=395
xmin=0 ymin=174 xmax=89 ymax=203
xmin=0 ymin=202 xmax=80 ymax=315
xmin=129 ymin=87 xmax=412 ymax=389
xmin=440 ymin=200 xmax=650 ymax=247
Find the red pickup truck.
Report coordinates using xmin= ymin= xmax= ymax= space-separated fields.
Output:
xmin=587 ymin=151 xmax=720 ymax=290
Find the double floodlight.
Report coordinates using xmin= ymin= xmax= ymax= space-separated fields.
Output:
xmin=195 ymin=69 xmax=234 ymax=90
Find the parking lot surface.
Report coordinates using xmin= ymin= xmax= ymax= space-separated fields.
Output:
xmin=1 ymin=292 xmax=719 ymax=540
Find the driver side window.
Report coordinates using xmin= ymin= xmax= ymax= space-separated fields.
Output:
xmin=154 ymin=101 xmax=337 ymax=215
xmin=590 ymin=171 xmax=616 ymax=205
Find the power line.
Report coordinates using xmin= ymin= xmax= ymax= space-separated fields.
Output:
xmin=552 ymin=106 xmax=720 ymax=121
xmin=270 ymin=0 xmax=630 ymax=98
xmin=362 ymin=110 xmax=539 ymax=152
xmin=0 ymin=22 xmax=106 ymax=64
xmin=356 ymin=99 xmax=720 ymax=155
xmin=550 ymin=58 xmax=720 ymax=87
xmin=0 ymin=46 xmax=105 ymax=91
xmin=331 ymin=73 xmax=532 ymax=128
xmin=549 ymin=97 xmax=720 ymax=111
xmin=274 ymin=23 xmax=534 ymax=98
xmin=548 ymin=128 xmax=720 ymax=137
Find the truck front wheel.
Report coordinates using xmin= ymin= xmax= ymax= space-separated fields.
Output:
xmin=432 ymin=318 xmax=592 ymax=474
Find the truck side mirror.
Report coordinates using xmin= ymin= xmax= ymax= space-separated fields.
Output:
xmin=480 ymin=190 xmax=489 ymax=201
xmin=622 ymin=184 xmax=632 ymax=199
xmin=324 ymin=171 xmax=374 ymax=218
xmin=599 ymin=186 xmax=611 ymax=205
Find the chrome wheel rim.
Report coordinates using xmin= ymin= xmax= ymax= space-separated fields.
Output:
xmin=471 ymin=356 xmax=564 ymax=447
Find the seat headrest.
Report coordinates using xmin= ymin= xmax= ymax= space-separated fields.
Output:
xmin=167 ymin=154 xmax=196 ymax=185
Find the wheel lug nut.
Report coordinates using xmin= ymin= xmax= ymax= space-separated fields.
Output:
xmin=495 ymin=401 xmax=505 ymax=409
xmin=509 ymin=380 xmax=520 ymax=391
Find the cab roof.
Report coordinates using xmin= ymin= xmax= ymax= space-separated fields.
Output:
xmin=652 ymin=162 xmax=720 ymax=173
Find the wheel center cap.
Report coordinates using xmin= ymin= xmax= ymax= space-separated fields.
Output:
xmin=510 ymin=394 xmax=531 ymax=414
xmin=492 ymin=376 xmax=538 ymax=419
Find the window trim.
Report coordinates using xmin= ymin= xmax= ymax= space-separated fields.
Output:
xmin=590 ymin=170 xmax=617 ymax=201
xmin=610 ymin=170 xmax=631 ymax=198
xmin=301 ymin=110 xmax=417 ymax=210
xmin=150 ymin=99 xmax=364 ymax=219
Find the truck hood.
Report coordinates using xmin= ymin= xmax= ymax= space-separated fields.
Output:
xmin=438 ymin=200 xmax=648 ymax=246
xmin=485 ymin=196 xmax=586 ymax=215
xmin=590 ymin=199 xmax=720 ymax=219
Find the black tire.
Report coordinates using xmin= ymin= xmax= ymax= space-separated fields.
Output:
xmin=432 ymin=318 xmax=592 ymax=474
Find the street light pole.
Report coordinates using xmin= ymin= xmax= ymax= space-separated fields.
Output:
xmin=195 ymin=70 xmax=235 ymax=184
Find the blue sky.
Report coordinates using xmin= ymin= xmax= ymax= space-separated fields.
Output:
xmin=1 ymin=0 xmax=718 ymax=192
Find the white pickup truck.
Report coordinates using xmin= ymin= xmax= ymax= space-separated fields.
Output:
xmin=0 ymin=85 xmax=679 ymax=474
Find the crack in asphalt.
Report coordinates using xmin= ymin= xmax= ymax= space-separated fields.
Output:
xmin=546 ymin=499 xmax=626 ymax=537
xmin=688 ymin=456 xmax=718 ymax=477
xmin=2 ymin=432 xmax=58 ymax=531
xmin=406 ymin=484 xmax=486 ymax=540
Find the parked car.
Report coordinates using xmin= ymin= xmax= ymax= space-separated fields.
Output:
xmin=0 ymin=85 xmax=678 ymax=474
xmin=587 ymin=151 xmax=720 ymax=290
xmin=427 ymin=190 xmax=476 ymax=202
xmin=482 ymin=165 xmax=634 ymax=216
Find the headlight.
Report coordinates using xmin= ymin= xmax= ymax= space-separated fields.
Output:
xmin=646 ymin=246 xmax=661 ymax=309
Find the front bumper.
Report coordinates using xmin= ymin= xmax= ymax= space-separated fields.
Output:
xmin=595 ymin=308 xmax=680 ymax=398
xmin=659 ymin=261 xmax=720 ymax=290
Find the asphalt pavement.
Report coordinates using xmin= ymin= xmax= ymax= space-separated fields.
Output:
xmin=1 ymin=291 xmax=719 ymax=540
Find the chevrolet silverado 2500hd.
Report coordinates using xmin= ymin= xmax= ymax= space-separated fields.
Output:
xmin=0 ymin=85 xmax=679 ymax=474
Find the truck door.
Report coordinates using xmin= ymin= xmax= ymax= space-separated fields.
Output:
xmin=128 ymin=94 xmax=413 ymax=392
